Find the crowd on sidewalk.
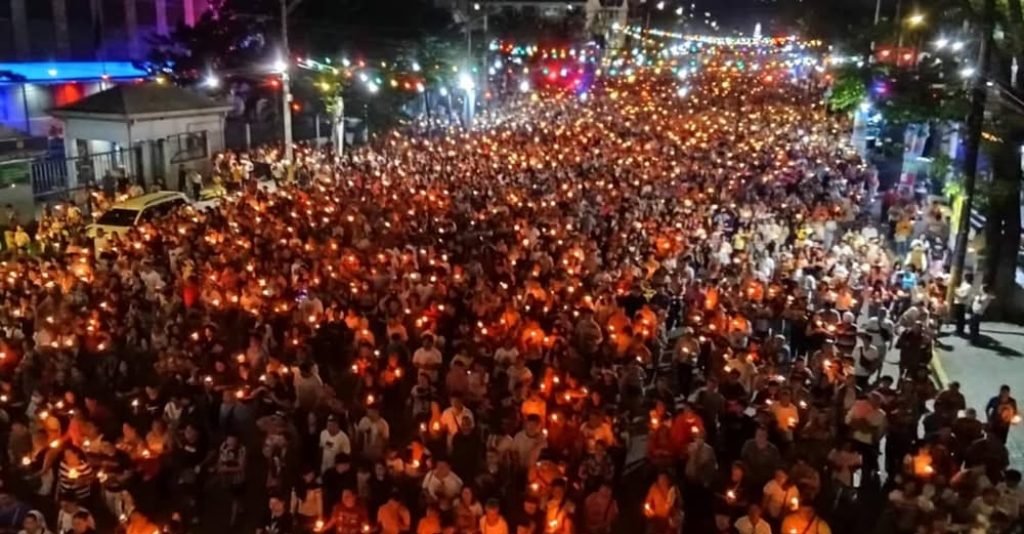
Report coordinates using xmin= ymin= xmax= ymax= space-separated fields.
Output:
xmin=0 ymin=50 xmax=1017 ymax=534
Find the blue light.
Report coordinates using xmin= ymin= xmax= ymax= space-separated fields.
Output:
xmin=0 ymin=62 xmax=147 ymax=83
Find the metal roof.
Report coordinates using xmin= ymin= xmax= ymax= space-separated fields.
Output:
xmin=51 ymin=83 xmax=232 ymax=120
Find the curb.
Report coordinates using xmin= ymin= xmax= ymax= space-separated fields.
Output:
xmin=930 ymin=346 xmax=949 ymax=388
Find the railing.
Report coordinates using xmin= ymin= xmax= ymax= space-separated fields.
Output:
xmin=30 ymin=147 xmax=140 ymax=198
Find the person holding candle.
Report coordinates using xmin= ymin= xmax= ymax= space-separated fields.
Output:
xmin=376 ymin=488 xmax=412 ymax=534
xmin=644 ymin=472 xmax=681 ymax=534
xmin=985 ymin=384 xmax=1019 ymax=445
xmin=734 ymin=503 xmax=771 ymax=534
xmin=257 ymin=494 xmax=294 ymax=534
xmin=321 ymin=416 xmax=353 ymax=476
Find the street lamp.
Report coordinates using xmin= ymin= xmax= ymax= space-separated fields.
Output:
xmin=458 ymin=72 xmax=475 ymax=92
xmin=933 ymin=37 xmax=949 ymax=49
xmin=898 ymin=12 xmax=926 ymax=68
xmin=278 ymin=0 xmax=306 ymax=166
xmin=457 ymin=72 xmax=475 ymax=130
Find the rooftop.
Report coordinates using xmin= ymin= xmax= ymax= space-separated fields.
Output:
xmin=51 ymin=83 xmax=231 ymax=120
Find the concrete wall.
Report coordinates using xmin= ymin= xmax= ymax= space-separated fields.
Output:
xmin=61 ymin=112 xmax=224 ymax=188
xmin=0 ymin=182 xmax=38 ymax=223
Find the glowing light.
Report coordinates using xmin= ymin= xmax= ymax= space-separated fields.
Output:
xmin=458 ymin=72 xmax=475 ymax=91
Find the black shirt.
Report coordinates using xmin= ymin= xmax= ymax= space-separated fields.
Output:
xmin=263 ymin=511 xmax=294 ymax=534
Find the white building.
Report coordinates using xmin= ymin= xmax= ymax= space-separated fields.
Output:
xmin=50 ymin=82 xmax=230 ymax=189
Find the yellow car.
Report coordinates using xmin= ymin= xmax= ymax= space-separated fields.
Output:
xmin=87 ymin=191 xmax=189 ymax=245
xmin=199 ymin=183 xmax=227 ymax=202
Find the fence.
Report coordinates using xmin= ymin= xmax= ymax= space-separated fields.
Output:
xmin=30 ymin=146 xmax=141 ymax=199
xmin=224 ymin=115 xmax=350 ymax=151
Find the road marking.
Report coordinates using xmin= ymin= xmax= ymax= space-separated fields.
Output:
xmin=931 ymin=347 xmax=949 ymax=387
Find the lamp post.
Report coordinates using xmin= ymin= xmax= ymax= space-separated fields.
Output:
xmin=894 ymin=11 xmax=924 ymax=67
xmin=458 ymin=72 xmax=476 ymax=130
xmin=948 ymin=0 xmax=995 ymax=308
xmin=466 ymin=2 xmax=489 ymax=105
xmin=279 ymin=0 xmax=305 ymax=165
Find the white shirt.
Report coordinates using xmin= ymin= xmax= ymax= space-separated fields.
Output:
xmin=440 ymin=406 xmax=474 ymax=436
xmin=319 ymin=428 xmax=351 ymax=474
xmin=413 ymin=347 xmax=443 ymax=379
xmin=763 ymin=480 xmax=800 ymax=519
xmin=494 ymin=347 xmax=519 ymax=366
xmin=864 ymin=318 xmax=893 ymax=358
xmin=511 ymin=430 xmax=547 ymax=469
xmin=853 ymin=343 xmax=880 ymax=377
xmin=422 ymin=470 xmax=463 ymax=510
xmin=954 ymin=282 xmax=973 ymax=305
xmin=972 ymin=292 xmax=993 ymax=314
xmin=357 ymin=417 xmax=390 ymax=457
xmin=735 ymin=516 xmax=772 ymax=534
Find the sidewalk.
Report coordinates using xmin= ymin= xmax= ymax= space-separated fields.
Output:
xmin=933 ymin=322 xmax=1024 ymax=467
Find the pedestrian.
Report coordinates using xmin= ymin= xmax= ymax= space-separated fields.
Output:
xmin=985 ymin=385 xmax=1019 ymax=445
xmin=188 ymin=168 xmax=203 ymax=200
xmin=969 ymin=283 xmax=994 ymax=344
xmin=952 ymin=273 xmax=974 ymax=336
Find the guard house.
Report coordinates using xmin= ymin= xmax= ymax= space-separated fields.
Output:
xmin=49 ymin=83 xmax=232 ymax=190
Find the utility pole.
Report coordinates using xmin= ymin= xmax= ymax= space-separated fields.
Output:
xmin=894 ymin=0 xmax=904 ymax=65
xmin=280 ymin=0 xmax=304 ymax=164
xmin=482 ymin=9 xmax=489 ymax=102
xmin=948 ymin=0 xmax=995 ymax=306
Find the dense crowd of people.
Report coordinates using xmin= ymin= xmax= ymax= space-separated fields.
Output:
xmin=0 ymin=47 xmax=1019 ymax=534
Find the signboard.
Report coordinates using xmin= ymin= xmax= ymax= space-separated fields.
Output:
xmin=0 ymin=160 xmax=30 ymax=187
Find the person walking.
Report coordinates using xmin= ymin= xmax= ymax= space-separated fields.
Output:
xmin=188 ymin=168 xmax=204 ymax=200
xmin=952 ymin=273 xmax=974 ymax=337
xmin=969 ymin=284 xmax=994 ymax=345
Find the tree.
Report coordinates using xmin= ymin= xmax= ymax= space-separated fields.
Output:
xmin=976 ymin=0 xmax=1024 ymax=317
xmin=827 ymin=67 xmax=868 ymax=113
xmin=144 ymin=0 xmax=275 ymax=84
xmin=925 ymin=0 xmax=1024 ymax=318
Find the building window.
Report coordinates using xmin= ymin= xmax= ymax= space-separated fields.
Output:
xmin=168 ymin=131 xmax=208 ymax=163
